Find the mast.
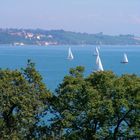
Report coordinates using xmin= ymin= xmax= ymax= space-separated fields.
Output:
xmin=94 ymin=47 xmax=99 ymax=56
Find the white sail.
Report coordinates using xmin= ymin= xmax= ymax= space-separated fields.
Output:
xmin=96 ymin=55 xmax=104 ymax=71
xmin=68 ymin=47 xmax=74 ymax=60
xmin=94 ymin=47 xmax=99 ymax=56
xmin=121 ymin=53 xmax=128 ymax=63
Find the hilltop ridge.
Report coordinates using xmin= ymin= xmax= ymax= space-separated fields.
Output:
xmin=0 ymin=28 xmax=140 ymax=46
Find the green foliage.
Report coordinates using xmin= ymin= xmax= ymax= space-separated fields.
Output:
xmin=0 ymin=60 xmax=51 ymax=139
xmin=0 ymin=62 xmax=139 ymax=139
xmin=51 ymin=68 xmax=140 ymax=139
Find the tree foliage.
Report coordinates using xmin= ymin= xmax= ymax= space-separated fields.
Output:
xmin=0 ymin=60 xmax=51 ymax=139
xmin=51 ymin=67 xmax=140 ymax=140
xmin=0 ymin=63 xmax=139 ymax=139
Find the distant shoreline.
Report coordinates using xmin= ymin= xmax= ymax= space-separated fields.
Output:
xmin=1 ymin=44 xmax=140 ymax=47
xmin=0 ymin=28 xmax=140 ymax=46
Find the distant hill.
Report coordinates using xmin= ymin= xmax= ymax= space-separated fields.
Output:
xmin=0 ymin=28 xmax=140 ymax=45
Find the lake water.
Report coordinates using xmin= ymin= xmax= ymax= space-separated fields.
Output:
xmin=0 ymin=45 xmax=140 ymax=91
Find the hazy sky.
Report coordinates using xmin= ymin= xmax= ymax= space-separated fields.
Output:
xmin=0 ymin=0 xmax=140 ymax=35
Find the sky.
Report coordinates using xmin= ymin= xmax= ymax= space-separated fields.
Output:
xmin=0 ymin=0 xmax=140 ymax=35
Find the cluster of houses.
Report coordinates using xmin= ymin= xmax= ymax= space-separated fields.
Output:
xmin=0 ymin=28 xmax=58 ymax=46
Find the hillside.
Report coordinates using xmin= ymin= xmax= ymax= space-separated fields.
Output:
xmin=0 ymin=28 xmax=140 ymax=45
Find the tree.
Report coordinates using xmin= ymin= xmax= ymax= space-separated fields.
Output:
xmin=0 ymin=60 xmax=51 ymax=139
xmin=50 ymin=67 xmax=140 ymax=140
xmin=110 ymin=74 xmax=140 ymax=139
xmin=0 ymin=62 xmax=139 ymax=139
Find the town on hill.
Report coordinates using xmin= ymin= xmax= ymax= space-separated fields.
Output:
xmin=0 ymin=28 xmax=140 ymax=46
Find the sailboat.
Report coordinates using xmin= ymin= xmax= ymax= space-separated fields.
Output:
xmin=94 ymin=47 xmax=99 ymax=56
xmin=121 ymin=53 xmax=128 ymax=63
xmin=67 ymin=47 xmax=74 ymax=60
xmin=96 ymin=55 xmax=104 ymax=71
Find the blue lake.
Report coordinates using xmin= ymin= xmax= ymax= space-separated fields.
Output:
xmin=0 ymin=45 xmax=140 ymax=91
